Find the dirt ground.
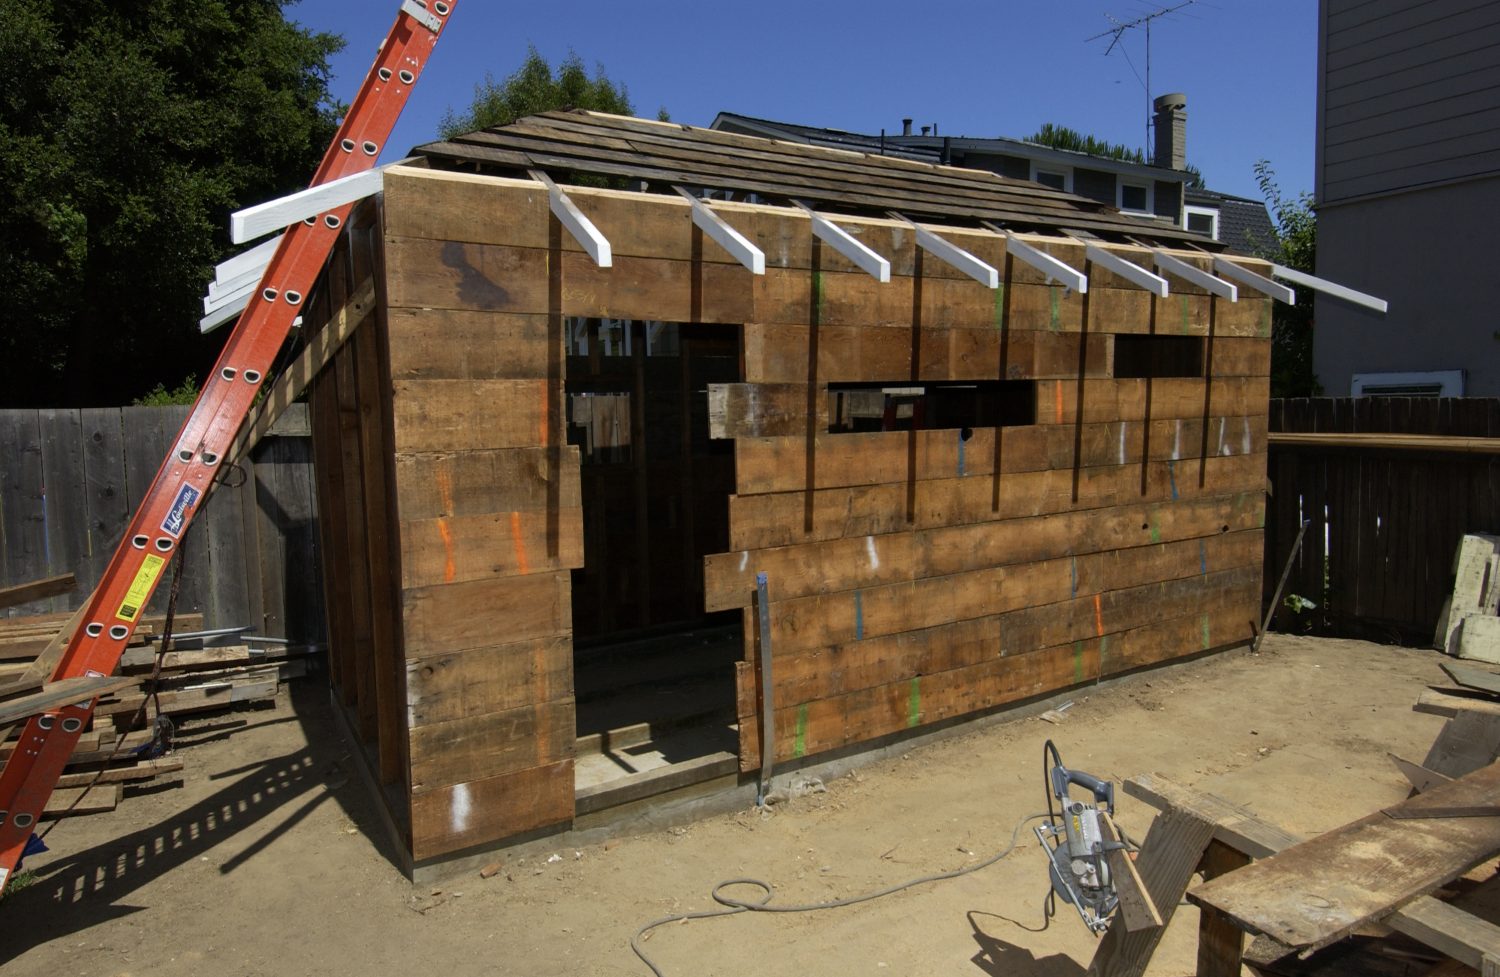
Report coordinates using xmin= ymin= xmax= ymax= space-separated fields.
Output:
xmin=1 ymin=633 xmax=1453 ymax=976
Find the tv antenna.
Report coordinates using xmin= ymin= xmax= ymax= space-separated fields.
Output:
xmin=1087 ymin=0 xmax=1197 ymax=155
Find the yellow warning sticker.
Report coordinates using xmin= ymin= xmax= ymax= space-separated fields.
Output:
xmin=116 ymin=554 xmax=166 ymax=622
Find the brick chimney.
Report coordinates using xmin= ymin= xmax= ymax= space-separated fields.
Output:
xmin=1153 ymin=93 xmax=1187 ymax=170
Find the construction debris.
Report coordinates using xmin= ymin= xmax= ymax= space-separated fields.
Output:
xmin=0 ymin=608 xmax=313 ymax=821
xmin=1435 ymin=533 xmax=1500 ymax=659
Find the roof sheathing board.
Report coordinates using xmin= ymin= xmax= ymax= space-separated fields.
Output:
xmin=414 ymin=110 xmax=1219 ymax=248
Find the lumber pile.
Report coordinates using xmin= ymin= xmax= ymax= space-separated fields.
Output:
xmin=1435 ymin=533 xmax=1500 ymax=662
xmin=0 ymin=609 xmax=312 ymax=820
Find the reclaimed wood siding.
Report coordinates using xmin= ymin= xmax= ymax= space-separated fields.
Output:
xmin=354 ymin=168 xmax=1273 ymax=857
xmin=0 ymin=405 xmax=323 ymax=640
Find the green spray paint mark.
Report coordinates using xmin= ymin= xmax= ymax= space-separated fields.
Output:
xmin=1179 ymin=294 xmax=1191 ymax=334
xmin=1099 ymin=635 xmax=1109 ymax=673
xmin=1150 ymin=517 xmax=1162 ymax=544
xmin=994 ymin=283 xmax=1007 ymax=330
xmin=1048 ymin=285 xmax=1061 ymax=331
xmin=793 ymin=703 xmax=809 ymax=758
xmin=1073 ymin=641 xmax=1085 ymax=683
xmin=907 ymin=677 xmax=922 ymax=727
xmin=1257 ymin=506 xmax=1266 ymax=529
xmin=811 ymin=270 xmax=825 ymax=322
xmin=1201 ymin=613 xmax=1212 ymax=650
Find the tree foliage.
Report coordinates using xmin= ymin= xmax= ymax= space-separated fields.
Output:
xmin=0 ymin=0 xmax=343 ymax=407
xmin=439 ymin=47 xmax=642 ymax=137
xmin=1253 ymin=159 xmax=1319 ymax=397
xmin=1024 ymin=122 xmax=1205 ymax=188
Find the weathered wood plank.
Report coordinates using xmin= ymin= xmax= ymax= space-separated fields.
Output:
xmin=393 ymin=448 xmax=581 ymax=520
xmin=401 ymin=570 xmax=571 ymax=659
xmin=733 ymin=415 xmax=1267 ymax=495
xmin=1188 ymin=761 xmax=1500 ymax=952
xmin=0 ymin=574 xmax=77 ymax=612
xmin=409 ymin=759 xmax=573 ymax=862
xmin=727 ymin=454 xmax=1267 ymax=549
xmin=408 ymin=697 xmax=574 ymax=794
xmin=708 ymin=382 xmax=828 ymax=439
xmin=405 ymin=634 xmax=573 ymax=728
xmin=705 ymin=490 xmax=1265 ymax=611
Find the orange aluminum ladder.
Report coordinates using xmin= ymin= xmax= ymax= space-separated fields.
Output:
xmin=0 ymin=0 xmax=457 ymax=895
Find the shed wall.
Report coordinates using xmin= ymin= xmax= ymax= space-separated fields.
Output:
xmin=318 ymin=167 xmax=1272 ymax=865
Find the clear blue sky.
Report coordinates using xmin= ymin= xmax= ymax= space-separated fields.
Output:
xmin=288 ymin=0 xmax=1317 ymax=202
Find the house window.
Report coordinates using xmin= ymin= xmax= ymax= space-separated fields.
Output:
xmin=1031 ymin=164 xmax=1072 ymax=193
xmin=1184 ymin=205 xmax=1219 ymax=240
xmin=1118 ymin=181 xmax=1152 ymax=214
xmin=1350 ymin=370 xmax=1464 ymax=397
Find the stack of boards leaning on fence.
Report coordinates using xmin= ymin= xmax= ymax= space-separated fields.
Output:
xmin=304 ymin=120 xmax=1272 ymax=869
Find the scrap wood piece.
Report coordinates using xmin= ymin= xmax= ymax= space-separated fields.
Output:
xmin=0 ymin=573 xmax=76 ymax=611
xmin=1088 ymin=806 xmax=1217 ymax=977
xmin=1391 ymin=753 xmax=1455 ymax=794
xmin=1099 ymin=810 xmax=1162 ymax=933
xmin=0 ymin=675 xmax=138 ymax=726
xmin=1423 ymin=711 xmax=1500 ymax=779
xmin=1417 ymin=689 xmax=1500 ymax=719
xmin=1188 ymin=761 xmax=1500 ymax=954
xmin=53 ymin=757 xmax=184 ymax=788
xmin=41 ymin=784 xmax=121 ymax=819
xmin=1443 ymin=661 xmax=1500 ymax=698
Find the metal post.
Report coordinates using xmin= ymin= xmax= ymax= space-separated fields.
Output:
xmin=755 ymin=572 xmax=774 ymax=805
xmin=1255 ymin=519 xmax=1310 ymax=653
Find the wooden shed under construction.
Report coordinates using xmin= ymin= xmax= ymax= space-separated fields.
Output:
xmin=301 ymin=110 xmax=1275 ymax=872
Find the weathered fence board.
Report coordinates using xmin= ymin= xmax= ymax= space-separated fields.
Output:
xmin=0 ymin=405 xmax=324 ymax=642
xmin=1265 ymin=397 xmax=1500 ymax=644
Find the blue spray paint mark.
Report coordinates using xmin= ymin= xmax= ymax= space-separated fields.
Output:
xmin=854 ymin=589 xmax=864 ymax=640
xmin=1070 ymin=557 xmax=1078 ymax=598
xmin=957 ymin=430 xmax=966 ymax=476
xmin=1167 ymin=459 xmax=1179 ymax=500
xmin=1200 ymin=539 xmax=1208 ymax=576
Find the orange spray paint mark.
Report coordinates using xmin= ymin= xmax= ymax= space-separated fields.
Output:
xmin=538 ymin=381 xmax=550 ymax=444
xmin=1093 ymin=593 xmax=1104 ymax=637
xmin=436 ymin=468 xmax=457 ymax=583
xmin=511 ymin=510 xmax=531 ymax=575
xmin=1054 ymin=382 xmax=1065 ymax=424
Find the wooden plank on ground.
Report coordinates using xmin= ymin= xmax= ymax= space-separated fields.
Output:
xmin=1188 ymin=761 xmax=1500 ymax=952
xmin=1417 ymin=689 xmax=1500 ymax=719
xmin=52 ymin=757 xmax=185 ymax=788
xmin=1443 ymin=661 xmax=1500 ymax=698
xmin=41 ymin=784 xmax=121 ymax=818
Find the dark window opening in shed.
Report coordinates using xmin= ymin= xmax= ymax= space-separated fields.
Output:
xmin=827 ymin=381 xmax=1036 ymax=433
xmin=565 ymin=318 xmax=742 ymax=794
xmin=1114 ymin=335 xmax=1205 ymax=379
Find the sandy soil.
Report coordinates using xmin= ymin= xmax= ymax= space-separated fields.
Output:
xmin=1 ymin=633 xmax=1452 ymax=977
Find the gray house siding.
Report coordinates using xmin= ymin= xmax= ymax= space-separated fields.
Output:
xmin=1315 ymin=0 xmax=1500 ymax=397
xmin=1315 ymin=175 xmax=1500 ymax=396
xmin=1153 ymin=180 xmax=1182 ymax=221
xmin=1322 ymin=0 xmax=1500 ymax=202
xmin=1074 ymin=168 xmax=1116 ymax=206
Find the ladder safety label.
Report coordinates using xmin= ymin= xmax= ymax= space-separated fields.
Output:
xmin=116 ymin=554 xmax=167 ymax=622
xmin=161 ymin=484 xmax=201 ymax=538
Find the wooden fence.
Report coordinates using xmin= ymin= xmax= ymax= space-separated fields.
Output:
xmin=1264 ymin=397 xmax=1500 ymax=644
xmin=0 ymin=405 xmax=324 ymax=642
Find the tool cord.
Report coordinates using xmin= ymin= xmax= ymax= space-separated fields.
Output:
xmin=630 ymin=809 xmax=1052 ymax=977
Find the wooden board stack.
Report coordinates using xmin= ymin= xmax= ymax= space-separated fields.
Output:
xmin=0 ymin=609 xmax=302 ymax=819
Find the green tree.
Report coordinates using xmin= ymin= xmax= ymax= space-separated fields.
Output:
xmin=0 ymin=0 xmax=343 ymax=407
xmin=439 ymin=47 xmax=645 ymax=137
xmin=1024 ymin=123 xmax=1204 ymax=188
xmin=1253 ymin=160 xmax=1320 ymax=397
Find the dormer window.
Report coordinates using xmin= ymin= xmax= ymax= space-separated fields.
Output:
xmin=1185 ymin=204 xmax=1219 ymax=239
xmin=1118 ymin=181 xmax=1152 ymax=214
xmin=1031 ymin=163 xmax=1072 ymax=193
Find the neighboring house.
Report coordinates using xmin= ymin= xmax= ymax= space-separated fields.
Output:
xmin=712 ymin=93 xmax=1272 ymax=251
xmin=1314 ymin=0 xmax=1500 ymax=397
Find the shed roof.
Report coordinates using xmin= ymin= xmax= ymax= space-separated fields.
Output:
xmin=412 ymin=110 xmax=1219 ymax=248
